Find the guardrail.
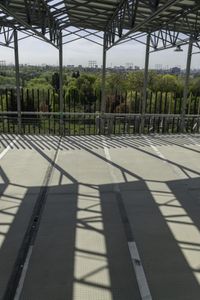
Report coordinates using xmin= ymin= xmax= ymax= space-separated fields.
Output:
xmin=1 ymin=88 xmax=200 ymax=115
xmin=0 ymin=112 xmax=199 ymax=135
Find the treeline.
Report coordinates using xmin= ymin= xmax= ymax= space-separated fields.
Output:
xmin=0 ymin=68 xmax=200 ymax=94
xmin=0 ymin=69 xmax=200 ymax=114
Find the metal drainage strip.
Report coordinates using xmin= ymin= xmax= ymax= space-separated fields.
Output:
xmin=3 ymin=138 xmax=61 ymax=300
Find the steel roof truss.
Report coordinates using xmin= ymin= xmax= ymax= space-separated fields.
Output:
xmin=0 ymin=25 xmax=14 ymax=45
xmin=105 ymin=0 xmax=139 ymax=47
xmin=148 ymin=0 xmax=160 ymax=11
xmin=63 ymin=29 xmax=103 ymax=46
xmin=105 ymin=0 xmax=183 ymax=49
xmin=150 ymin=28 xmax=181 ymax=50
xmin=0 ymin=1 xmax=60 ymax=47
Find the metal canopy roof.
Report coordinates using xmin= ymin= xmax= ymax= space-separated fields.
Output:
xmin=0 ymin=0 xmax=199 ymax=49
xmin=63 ymin=0 xmax=199 ymax=33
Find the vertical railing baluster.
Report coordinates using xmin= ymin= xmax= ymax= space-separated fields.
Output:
xmin=154 ymin=91 xmax=157 ymax=114
xmin=69 ymin=90 xmax=71 ymax=136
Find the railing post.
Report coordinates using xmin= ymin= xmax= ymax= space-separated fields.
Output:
xmin=59 ymin=30 xmax=64 ymax=135
xmin=141 ymin=32 xmax=151 ymax=134
xmin=181 ymin=37 xmax=193 ymax=133
xmin=14 ymin=30 xmax=21 ymax=134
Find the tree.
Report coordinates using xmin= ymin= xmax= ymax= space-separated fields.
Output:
xmin=107 ymin=72 xmax=127 ymax=93
xmin=25 ymin=77 xmax=53 ymax=112
xmin=76 ymin=74 xmax=97 ymax=106
xmin=155 ymin=74 xmax=180 ymax=92
xmin=190 ymin=77 xmax=200 ymax=96
xmin=148 ymin=71 xmax=160 ymax=91
xmin=26 ymin=77 xmax=52 ymax=90
xmin=51 ymin=72 xmax=60 ymax=92
xmin=126 ymin=72 xmax=144 ymax=92
xmin=0 ymin=75 xmax=16 ymax=88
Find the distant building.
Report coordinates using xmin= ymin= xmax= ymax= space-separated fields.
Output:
xmin=67 ymin=65 xmax=75 ymax=69
xmin=88 ymin=60 xmax=97 ymax=68
xmin=170 ymin=66 xmax=181 ymax=75
xmin=113 ymin=65 xmax=125 ymax=71
xmin=0 ymin=60 xmax=6 ymax=68
xmin=134 ymin=66 xmax=140 ymax=70
xmin=126 ymin=63 xmax=133 ymax=69
xmin=155 ymin=64 xmax=162 ymax=70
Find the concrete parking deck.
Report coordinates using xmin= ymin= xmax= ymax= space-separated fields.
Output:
xmin=0 ymin=134 xmax=200 ymax=300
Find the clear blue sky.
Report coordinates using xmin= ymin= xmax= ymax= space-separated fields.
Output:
xmin=1 ymin=33 xmax=199 ymax=69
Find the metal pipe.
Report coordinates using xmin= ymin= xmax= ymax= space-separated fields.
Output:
xmin=141 ymin=32 xmax=151 ymax=133
xmin=99 ymin=33 xmax=107 ymax=134
xmin=59 ymin=30 xmax=64 ymax=135
xmin=14 ymin=30 xmax=21 ymax=133
xmin=181 ymin=37 xmax=193 ymax=132
xmin=1 ymin=111 xmax=199 ymax=118
xmin=101 ymin=33 xmax=107 ymax=114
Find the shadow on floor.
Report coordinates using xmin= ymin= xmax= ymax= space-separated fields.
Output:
xmin=0 ymin=134 xmax=200 ymax=299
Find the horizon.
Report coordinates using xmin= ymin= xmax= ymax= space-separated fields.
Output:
xmin=1 ymin=62 xmax=200 ymax=71
xmin=0 ymin=34 xmax=199 ymax=70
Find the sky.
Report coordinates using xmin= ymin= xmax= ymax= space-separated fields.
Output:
xmin=1 ymin=33 xmax=199 ymax=69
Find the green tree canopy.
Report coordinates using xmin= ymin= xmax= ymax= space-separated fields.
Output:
xmin=126 ymin=71 xmax=145 ymax=92
xmin=154 ymin=74 xmax=181 ymax=93
xmin=190 ymin=76 xmax=200 ymax=95
xmin=25 ymin=77 xmax=52 ymax=90
xmin=0 ymin=75 xmax=16 ymax=88
xmin=107 ymin=72 xmax=127 ymax=92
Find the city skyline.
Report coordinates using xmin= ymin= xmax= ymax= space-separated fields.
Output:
xmin=0 ymin=35 xmax=199 ymax=70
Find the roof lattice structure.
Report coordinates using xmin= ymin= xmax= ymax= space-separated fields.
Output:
xmin=0 ymin=1 xmax=199 ymax=49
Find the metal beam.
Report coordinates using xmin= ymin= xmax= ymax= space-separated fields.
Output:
xmin=105 ymin=0 xmax=181 ymax=49
xmin=0 ymin=3 xmax=59 ymax=48
xmin=106 ymin=2 xmax=200 ymax=50
xmin=181 ymin=37 xmax=193 ymax=133
xmin=141 ymin=33 xmax=151 ymax=133
xmin=105 ymin=0 xmax=139 ymax=48
xmin=63 ymin=29 xmax=103 ymax=46
xmin=14 ymin=30 xmax=21 ymax=133
xmin=0 ymin=26 xmax=14 ymax=46
xmin=149 ymin=0 xmax=160 ymax=11
xmin=99 ymin=33 xmax=107 ymax=134
xmin=59 ymin=30 xmax=64 ymax=135
xmin=101 ymin=33 xmax=107 ymax=114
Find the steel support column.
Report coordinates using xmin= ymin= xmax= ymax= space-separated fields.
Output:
xmin=181 ymin=38 xmax=193 ymax=133
xmin=100 ymin=33 xmax=107 ymax=134
xmin=14 ymin=30 xmax=21 ymax=133
xmin=101 ymin=34 xmax=107 ymax=114
xmin=141 ymin=33 xmax=151 ymax=133
xmin=59 ymin=31 xmax=64 ymax=135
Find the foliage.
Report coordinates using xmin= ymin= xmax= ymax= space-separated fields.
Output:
xmin=25 ymin=76 xmax=53 ymax=90
xmin=106 ymin=72 xmax=127 ymax=92
xmin=0 ymin=75 xmax=15 ymax=88
xmin=52 ymin=72 xmax=60 ymax=91
xmin=153 ymin=74 xmax=181 ymax=93
xmin=77 ymin=74 xmax=97 ymax=105
xmin=190 ymin=77 xmax=200 ymax=95
xmin=126 ymin=71 xmax=144 ymax=91
xmin=0 ymin=66 xmax=199 ymax=114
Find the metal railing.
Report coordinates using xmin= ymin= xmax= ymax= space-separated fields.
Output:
xmin=0 ymin=112 xmax=199 ymax=135
xmin=0 ymin=88 xmax=200 ymax=135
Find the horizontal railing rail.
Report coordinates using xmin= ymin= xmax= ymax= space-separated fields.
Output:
xmin=1 ymin=112 xmax=199 ymax=135
xmin=0 ymin=88 xmax=200 ymax=114
xmin=1 ymin=111 xmax=200 ymax=117
xmin=0 ymin=88 xmax=199 ymax=135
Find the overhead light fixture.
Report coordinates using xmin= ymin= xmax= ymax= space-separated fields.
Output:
xmin=174 ymin=45 xmax=183 ymax=52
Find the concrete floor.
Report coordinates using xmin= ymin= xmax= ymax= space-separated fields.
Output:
xmin=0 ymin=134 xmax=200 ymax=300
